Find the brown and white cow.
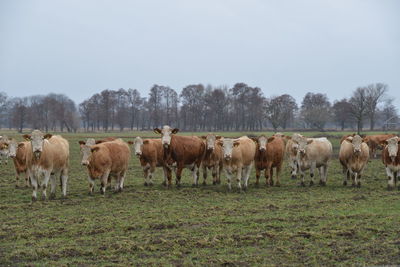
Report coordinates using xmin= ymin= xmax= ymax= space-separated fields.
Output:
xmin=201 ymin=134 xmax=223 ymax=185
xmin=23 ymin=130 xmax=69 ymax=201
xmin=133 ymin=136 xmax=170 ymax=186
xmin=285 ymin=133 xmax=304 ymax=179
xmin=365 ymin=134 xmax=397 ymax=158
xmin=339 ymin=135 xmax=369 ymax=187
xmin=154 ymin=126 xmax=205 ymax=187
xmin=381 ymin=136 xmax=400 ymax=190
xmin=292 ymin=136 xmax=333 ymax=186
xmin=217 ymin=136 xmax=256 ymax=191
xmin=79 ymin=138 xmax=131 ymax=194
xmin=252 ymin=135 xmax=285 ymax=186
xmin=6 ymin=139 xmax=30 ymax=187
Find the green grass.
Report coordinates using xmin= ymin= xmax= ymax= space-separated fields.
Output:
xmin=0 ymin=131 xmax=399 ymax=266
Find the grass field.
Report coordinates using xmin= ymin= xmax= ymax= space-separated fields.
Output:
xmin=1 ymin=130 xmax=400 ymax=266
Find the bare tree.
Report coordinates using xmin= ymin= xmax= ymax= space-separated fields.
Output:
xmin=332 ymin=98 xmax=353 ymax=130
xmin=300 ymin=92 xmax=331 ymax=131
xmin=349 ymin=87 xmax=368 ymax=134
xmin=266 ymin=94 xmax=298 ymax=130
xmin=365 ymin=83 xmax=388 ymax=130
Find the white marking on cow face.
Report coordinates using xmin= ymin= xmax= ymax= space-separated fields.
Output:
xmin=386 ymin=137 xmax=399 ymax=162
xmin=257 ymin=136 xmax=267 ymax=151
xmin=133 ymin=137 xmax=143 ymax=156
xmin=155 ymin=125 xmax=179 ymax=148
xmin=7 ymin=140 xmax=18 ymax=158
xmin=30 ymin=130 xmax=46 ymax=159
xmin=296 ymin=137 xmax=312 ymax=156
xmin=220 ymin=139 xmax=239 ymax=160
xmin=206 ymin=135 xmax=216 ymax=151
xmin=351 ymin=135 xmax=363 ymax=155
xmin=80 ymin=138 xmax=95 ymax=166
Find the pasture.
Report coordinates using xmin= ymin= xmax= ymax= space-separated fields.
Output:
xmin=1 ymin=130 xmax=400 ymax=266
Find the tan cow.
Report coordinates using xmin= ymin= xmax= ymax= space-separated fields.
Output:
xmin=381 ymin=136 xmax=400 ymax=190
xmin=285 ymin=133 xmax=304 ymax=179
xmin=6 ymin=139 xmax=30 ymax=187
xmin=79 ymin=138 xmax=131 ymax=194
xmin=0 ymin=136 xmax=9 ymax=165
xmin=217 ymin=136 xmax=256 ymax=191
xmin=292 ymin=136 xmax=333 ymax=186
xmin=133 ymin=136 xmax=170 ymax=186
xmin=339 ymin=135 xmax=369 ymax=187
xmin=252 ymin=135 xmax=285 ymax=186
xmin=154 ymin=126 xmax=205 ymax=187
xmin=23 ymin=130 xmax=69 ymax=201
xmin=201 ymin=134 xmax=223 ymax=185
xmin=365 ymin=134 xmax=397 ymax=158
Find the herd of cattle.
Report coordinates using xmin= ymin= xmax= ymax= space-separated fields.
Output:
xmin=0 ymin=126 xmax=399 ymax=201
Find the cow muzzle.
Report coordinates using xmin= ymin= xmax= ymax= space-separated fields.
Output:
xmin=259 ymin=147 xmax=266 ymax=152
xmin=135 ymin=152 xmax=142 ymax=157
xmin=81 ymin=161 xmax=89 ymax=166
xmin=391 ymin=156 xmax=396 ymax=163
xmin=34 ymin=151 xmax=41 ymax=158
xmin=224 ymin=155 xmax=232 ymax=161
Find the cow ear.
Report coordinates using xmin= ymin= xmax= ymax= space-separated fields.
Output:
xmin=267 ymin=137 xmax=275 ymax=143
xmin=285 ymin=136 xmax=292 ymax=140
xmin=44 ymin=134 xmax=52 ymax=139
xmin=380 ymin=140 xmax=388 ymax=146
xmin=217 ymin=140 xmax=223 ymax=146
xmin=233 ymin=141 xmax=240 ymax=147
xmin=127 ymin=141 xmax=134 ymax=145
xmin=78 ymin=141 xmax=85 ymax=146
xmin=362 ymin=137 xmax=369 ymax=143
xmin=91 ymin=147 xmax=100 ymax=153
xmin=307 ymin=139 xmax=313 ymax=145
xmin=143 ymin=140 xmax=150 ymax=144
xmin=251 ymin=137 xmax=258 ymax=143
xmin=154 ymin=128 xmax=161 ymax=134
xmin=215 ymin=135 xmax=222 ymax=140
xmin=18 ymin=143 xmax=25 ymax=148
xmin=22 ymin=134 xmax=31 ymax=141
xmin=172 ymin=128 xmax=179 ymax=134
xmin=201 ymin=136 xmax=207 ymax=140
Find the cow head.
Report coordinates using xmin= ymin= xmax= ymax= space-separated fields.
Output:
xmin=346 ymin=135 xmax=365 ymax=155
xmin=294 ymin=136 xmax=313 ymax=157
xmin=6 ymin=139 xmax=18 ymax=158
xmin=202 ymin=134 xmax=222 ymax=151
xmin=0 ymin=139 xmax=9 ymax=160
xmin=217 ymin=138 xmax=240 ymax=161
xmin=252 ymin=135 xmax=274 ymax=152
xmin=384 ymin=136 xmax=400 ymax=162
xmin=79 ymin=138 xmax=95 ymax=166
xmin=133 ymin=136 xmax=150 ymax=157
xmin=23 ymin=130 xmax=52 ymax=159
xmin=154 ymin=125 xmax=179 ymax=148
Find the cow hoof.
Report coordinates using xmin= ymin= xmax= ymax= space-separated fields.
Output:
xmin=343 ymin=181 xmax=347 ymax=186
xmin=88 ymin=191 xmax=93 ymax=196
xmin=275 ymin=182 xmax=281 ymax=187
xmin=320 ymin=181 xmax=326 ymax=186
xmin=202 ymin=181 xmax=207 ymax=186
xmin=309 ymin=181 xmax=314 ymax=187
xmin=162 ymin=181 xmax=167 ymax=187
xmin=49 ymin=193 xmax=56 ymax=200
xmin=351 ymin=183 xmax=356 ymax=187
xmin=15 ymin=185 xmax=19 ymax=189
xmin=176 ymin=184 xmax=181 ymax=189
xmin=387 ymin=185 xmax=394 ymax=191
xmin=291 ymin=175 xmax=297 ymax=180
xmin=100 ymin=189 xmax=105 ymax=195
xmin=357 ymin=183 xmax=361 ymax=188
xmin=31 ymin=196 xmax=37 ymax=202
xmin=300 ymin=181 xmax=305 ymax=187
xmin=213 ymin=181 xmax=217 ymax=185
xmin=148 ymin=182 xmax=154 ymax=186
xmin=243 ymin=186 xmax=248 ymax=192
xmin=144 ymin=182 xmax=148 ymax=186
xmin=41 ymin=195 xmax=47 ymax=201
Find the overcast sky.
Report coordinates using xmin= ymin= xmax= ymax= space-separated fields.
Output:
xmin=0 ymin=0 xmax=399 ymax=106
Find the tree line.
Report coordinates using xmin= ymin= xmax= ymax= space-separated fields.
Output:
xmin=0 ymin=82 xmax=398 ymax=133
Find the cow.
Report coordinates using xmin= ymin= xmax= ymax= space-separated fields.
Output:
xmin=0 ymin=136 xmax=9 ymax=165
xmin=133 ymin=136 xmax=170 ymax=186
xmin=381 ymin=136 xmax=400 ymax=190
xmin=154 ymin=126 xmax=205 ymax=187
xmin=252 ymin=135 xmax=285 ymax=186
xmin=364 ymin=134 xmax=397 ymax=158
xmin=339 ymin=135 xmax=369 ymax=187
xmin=285 ymin=133 xmax=304 ymax=179
xmin=217 ymin=136 xmax=256 ymax=191
xmin=23 ymin=130 xmax=69 ymax=201
xmin=201 ymin=134 xmax=223 ymax=185
xmin=6 ymin=139 xmax=30 ymax=187
xmin=79 ymin=138 xmax=131 ymax=194
xmin=95 ymin=137 xmax=117 ymax=144
xmin=292 ymin=136 xmax=333 ymax=186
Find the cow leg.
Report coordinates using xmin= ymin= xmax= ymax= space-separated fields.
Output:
xmin=49 ymin=173 xmax=57 ymax=200
xmin=24 ymin=171 xmax=31 ymax=187
xmin=148 ymin=164 xmax=155 ymax=186
xmin=275 ymin=163 xmax=282 ymax=187
xmin=119 ymin=171 xmax=126 ymax=190
xmin=192 ymin=164 xmax=199 ymax=186
xmin=299 ymin=169 xmax=305 ymax=187
xmin=266 ymin=164 xmax=274 ymax=186
xmin=211 ymin=166 xmax=218 ymax=185
xmin=386 ymin=167 xmax=395 ymax=190
xmin=143 ymin=164 xmax=150 ymax=186
xmin=290 ymin=160 xmax=298 ymax=179
xmin=87 ymin=176 xmax=95 ymax=195
xmin=202 ymin=165 xmax=208 ymax=185
xmin=114 ymin=173 xmax=122 ymax=192
xmin=243 ymin=165 xmax=252 ymax=191
xmin=15 ymin=171 xmax=20 ymax=188
xmin=255 ymin=168 xmax=260 ymax=187
xmin=218 ymin=162 xmax=223 ymax=184
xmin=30 ymin=170 xmax=38 ymax=201
xmin=236 ymin=167 xmax=243 ymax=191
xmin=175 ymin=165 xmax=183 ymax=188
xmin=319 ymin=165 xmax=327 ymax=186
xmin=60 ymin=169 xmax=68 ymax=198
xmin=41 ymin=171 xmax=51 ymax=200
xmin=309 ymin=162 xmax=316 ymax=186
xmin=164 ymin=166 xmax=172 ymax=187
xmin=100 ymin=170 xmax=111 ymax=195
xmin=225 ymin=168 xmax=232 ymax=191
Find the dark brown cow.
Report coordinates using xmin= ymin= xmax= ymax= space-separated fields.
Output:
xmin=365 ymin=134 xmax=397 ymax=158
xmin=381 ymin=136 xmax=400 ymax=190
xmin=154 ymin=125 xmax=205 ymax=187
xmin=252 ymin=135 xmax=285 ymax=186
xmin=201 ymin=134 xmax=223 ymax=185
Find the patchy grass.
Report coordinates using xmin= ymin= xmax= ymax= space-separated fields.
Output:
xmin=0 ymin=131 xmax=399 ymax=266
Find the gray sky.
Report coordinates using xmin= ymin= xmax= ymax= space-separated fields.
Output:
xmin=0 ymin=0 xmax=399 ymax=107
